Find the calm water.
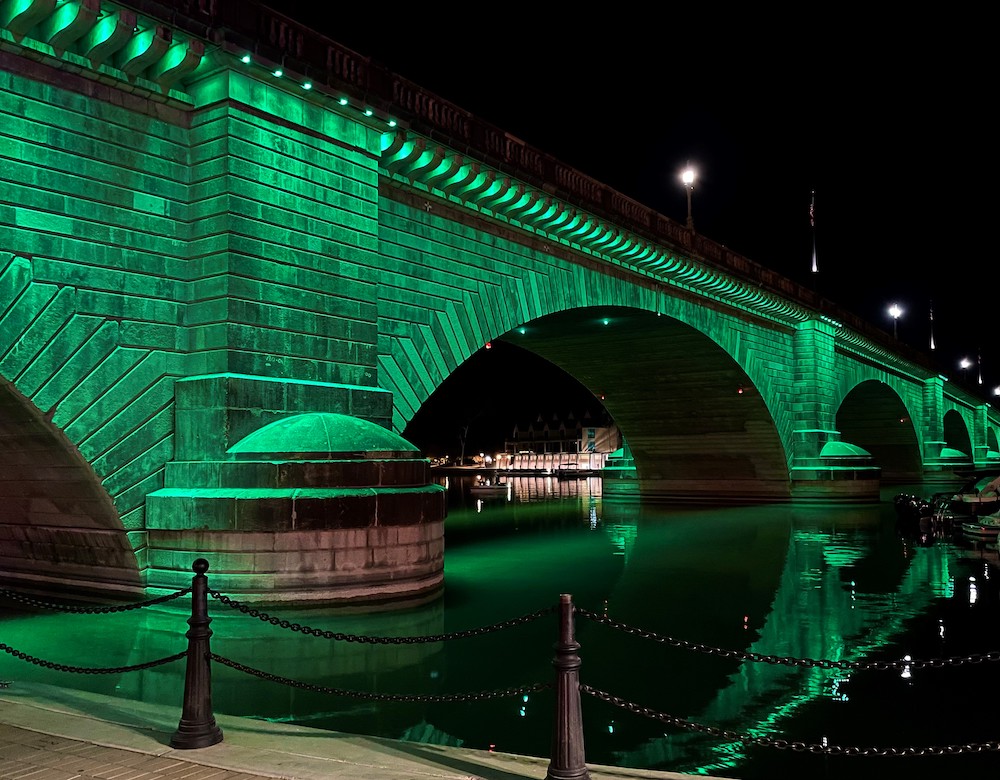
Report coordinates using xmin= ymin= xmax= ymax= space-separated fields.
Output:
xmin=3 ymin=474 xmax=1000 ymax=779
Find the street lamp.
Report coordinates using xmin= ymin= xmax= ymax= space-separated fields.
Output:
xmin=680 ymin=164 xmax=696 ymax=230
xmin=888 ymin=303 xmax=902 ymax=339
xmin=960 ymin=357 xmax=972 ymax=382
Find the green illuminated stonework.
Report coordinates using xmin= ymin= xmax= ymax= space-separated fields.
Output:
xmin=2 ymin=0 xmax=998 ymax=602
xmin=147 ymin=386 xmax=445 ymax=607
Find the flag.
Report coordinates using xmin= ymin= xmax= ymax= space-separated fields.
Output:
xmin=810 ymin=191 xmax=818 ymax=274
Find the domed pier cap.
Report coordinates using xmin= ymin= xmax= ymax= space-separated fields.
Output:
xmin=228 ymin=413 xmax=421 ymax=460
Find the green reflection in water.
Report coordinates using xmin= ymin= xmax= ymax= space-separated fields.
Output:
xmin=1 ymin=478 xmax=996 ymax=780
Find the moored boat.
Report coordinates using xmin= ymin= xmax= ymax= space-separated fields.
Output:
xmin=469 ymin=473 xmax=511 ymax=499
xmin=895 ymin=470 xmax=1000 ymax=525
xmin=959 ymin=513 xmax=1000 ymax=540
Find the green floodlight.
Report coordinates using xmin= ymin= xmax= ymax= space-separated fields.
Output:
xmin=240 ymin=54 xmax=251 ymax=64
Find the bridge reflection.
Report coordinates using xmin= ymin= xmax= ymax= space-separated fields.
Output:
xmin=607 ymin=515 xmax=972 ymax=775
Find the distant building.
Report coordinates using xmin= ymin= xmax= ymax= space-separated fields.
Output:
xmin=497 ymin=410 xmax=622 ymax=472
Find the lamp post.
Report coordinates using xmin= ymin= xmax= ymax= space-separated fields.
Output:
xmin=888 ymin=303 xmax=902 ymax=339
xmin=681 ymin=164 xmax=696 ymax=230
xmin=960 ymin=357 xmax=972 ymax=382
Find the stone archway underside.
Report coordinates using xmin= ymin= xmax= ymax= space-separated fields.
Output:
xmin=500 ymin=307 xmax=791 ymax=502
xmin=0 ymin=379 xmax=140 ymax=600
xmin=837 ymin=381 xmax=923 ymax=483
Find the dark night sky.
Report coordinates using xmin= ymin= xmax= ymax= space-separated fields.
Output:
xmin=267 ymin=5 xmax=996 ymax=453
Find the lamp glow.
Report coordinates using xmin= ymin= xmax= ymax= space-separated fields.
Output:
xmin=888 ymin=303 xmax=902 ymax=339
xmin=680 ymin=164 xmax=696 ymax=230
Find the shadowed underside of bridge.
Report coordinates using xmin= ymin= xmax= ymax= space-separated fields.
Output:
xmin=0 ymin=378 xmax=142 ymax=597
xmin=498 ymin=307 xmax=791 ymax=502
xmin=837 ymin=380 xmax=924 ymax=483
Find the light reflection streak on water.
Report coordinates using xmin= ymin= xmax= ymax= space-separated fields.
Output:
xmin=622 ymin=529 xmax=961 ymax=776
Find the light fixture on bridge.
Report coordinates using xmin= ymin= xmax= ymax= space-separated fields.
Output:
xmin=680 ymin=163 xmax=696 ymax=231
xmin=960 ymin=357 xmax=972 ymax=382
xmin=888 ymin=303 xmax=903 ymax=339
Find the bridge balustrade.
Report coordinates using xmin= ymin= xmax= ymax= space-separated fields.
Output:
xmin=151 ymin=0 xmax=895 ymax=343
xmin=2 ymin=558 xmax=999 ymax=779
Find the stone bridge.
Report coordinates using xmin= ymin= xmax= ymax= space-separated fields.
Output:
xmin=1 ymin=0 xmax=997 ymax=605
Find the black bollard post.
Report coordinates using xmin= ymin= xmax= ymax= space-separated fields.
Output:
xmin=170 ymin=558 xmax=224 ymax=749
xmin=545 ymin=593 xmax=590 ymax=780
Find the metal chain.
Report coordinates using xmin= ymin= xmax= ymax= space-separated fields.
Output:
xmin=209 ymin=590 xmax=557 ymax=643
xmin=0 ymin=641 xmax=187 ymax=675
xmin=576 ymin=608 xmax=1000 ymax=671
xmin=211 ymin=652 xmax=552 ymax=702
xmin=0 ymin=587 xmax=192 ymax=613
xmin=581 ymin=685 xmax=1000 ymax=756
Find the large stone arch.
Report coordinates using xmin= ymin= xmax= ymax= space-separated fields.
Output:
xmin=375 ymin=196 xmax=799 ymax=501
xmin=497 ymin=306 xmax=791 ymax=502
xmin=942 ymin=408 xmax=974 ymax=465
xmin=835 ymin=379 xmax=922 ymax=482
xmin=0 ymin=376 xmax=141 ymax=599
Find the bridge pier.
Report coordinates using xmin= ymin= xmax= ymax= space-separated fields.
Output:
xmin=790 ymin=429 xmax=880 ymax=502
xmin=145 ymin=374 xmax=446 ymax=609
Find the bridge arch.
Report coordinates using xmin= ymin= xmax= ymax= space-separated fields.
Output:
xmin=0 ymin=377 xmax=141 ymax=598
xmin=502 ymin=306 xmax=792 ymax=502
xmin=835 ymin=380 xmax=922 ymax=482
xmin=380 ymin=261 xmax=797 ymax=501
xmin=942 ymin=408 xmax=974 ymax=464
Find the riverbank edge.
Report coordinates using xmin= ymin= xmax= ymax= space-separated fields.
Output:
xmin=0 ymin=680 xmax=734 ymax=780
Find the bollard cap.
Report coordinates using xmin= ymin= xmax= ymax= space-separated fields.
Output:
xmin=193 ymin=558 xmax=210 ymax=574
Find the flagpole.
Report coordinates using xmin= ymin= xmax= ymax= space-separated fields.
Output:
xmin=810 ymin=190 xmax=818 ymax=295
xmin=929 ymin=301 xmax=935 ymax=352
xmin=810 ymin=190 xmax=818 ymax=274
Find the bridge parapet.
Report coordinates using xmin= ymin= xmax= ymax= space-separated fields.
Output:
xmin=0 ymin=0 xmax=942 ymax=381
xmin=0 ymin=0 xmax=205 ymax=99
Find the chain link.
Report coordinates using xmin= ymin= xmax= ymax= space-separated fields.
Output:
xmin=576 ymin=608 xmax=1000 ymax=671
xmin=0 ymin=587 xmax=192 ymax=613
xmin=211 ymin=652 xmax=551 ymax=702
xmin=0 ymin=641 xmax=187 ymax=675
xmin=581 ymin=685 xmax=1000 ymax=757
xmin=209 ymin=590 xmax=557 ymax=643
